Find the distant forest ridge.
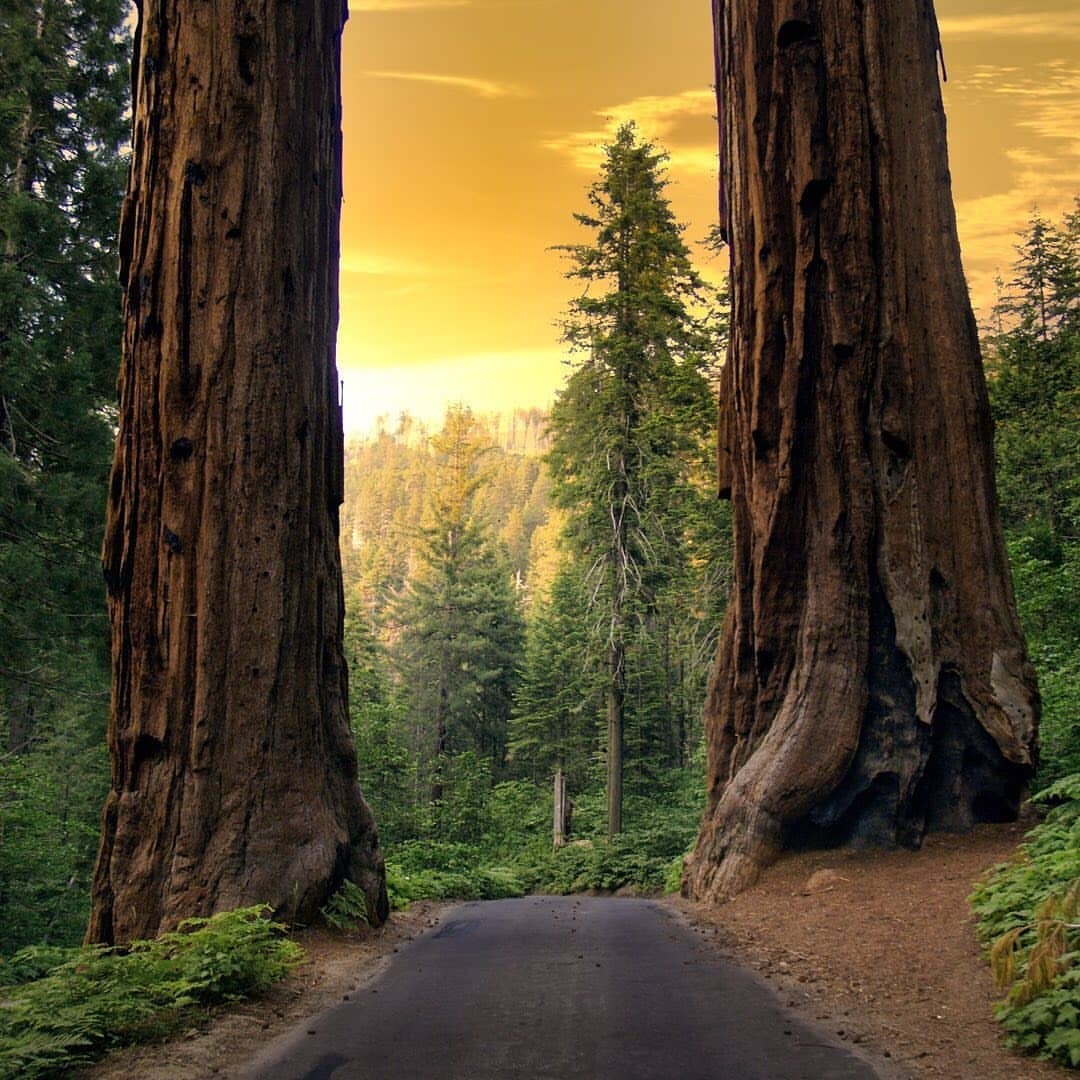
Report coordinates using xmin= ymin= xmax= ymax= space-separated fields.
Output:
xmin=353 ymin=406 xmax=552 ymax=457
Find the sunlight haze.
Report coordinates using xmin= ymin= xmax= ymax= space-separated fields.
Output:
xmin=338 ymin=0 xmax=1080 ymax=433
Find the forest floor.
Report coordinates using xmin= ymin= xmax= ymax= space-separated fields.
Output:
xmin=85 ymin=821 xmax=1069 ymax=1079
xmin=673 ymin=816 xmax=1069 ymax=1079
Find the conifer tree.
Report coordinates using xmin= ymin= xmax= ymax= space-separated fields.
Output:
xmin=0 ymin=0 xmax=128 ymax=748
xmin=548 ymin=123 xmax=719 ymax=834
xmin=392 ymin=407 xmax=524 ymax=814
xmin=509 ymin=562 xmax=601 ymax=791
xmin=88 ymin=0 xmax=387 ymax=943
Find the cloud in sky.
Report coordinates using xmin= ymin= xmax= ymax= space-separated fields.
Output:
xmin=950 ymin=62 xmax=1080 ymax=313
xmin=352 ymin=1 xmax=471 ymax=11
xmin=938 ymin=12 xmax=1080 ymax=40
xmin=364 ymin=69 xmax=529 ymax=99
xmin=544 ymin=88 xmax=717 ymax=173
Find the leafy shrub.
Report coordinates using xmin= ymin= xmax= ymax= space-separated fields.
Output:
xmin=972 ymin=775 xmax=1080 ymax=1068
xmin=385 ymin=840 xmax=528 ymax=906
xmin=382 ymin=767 xmax=704 ymax=905
xmin=663 ymin=853 xmax=688 ymax=895
xmin=0 ymin=905 xmax=301 ymax=1079
xmin=320 ymin=880 xmax=370 ymax=930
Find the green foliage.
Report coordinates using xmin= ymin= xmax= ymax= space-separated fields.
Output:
xmin=509 ymin=564 xmax=603 ymax=790
xmin=986 ymin=201 xmax=1080 ymax=787
xmin=0 ymin=0 xmax=129 ymax=952
xmin=0 ymin=727 xmax=108 ymax=953
xmin=1007 ymin=536 xmax=1080 ymax=783
xmin=0 ymin=906 xmax=301 ymax=1079
xmin=384 ymin=764 xmax=704 ymax=906
xmin=539 ymin=123 xmax=729 ymax=825
xmin=320 ymin=880 xmax=370 ymax=931
xmin=390 ymin=407 xmax=525 ymax=803
xmin=972 ymin=776 xmax=1080 ymax=1067
xmin=386 ymin=841 xmax=526 ymax=906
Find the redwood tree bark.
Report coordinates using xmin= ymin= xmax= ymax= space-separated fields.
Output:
xmin=87 ymin=0 xmax=387 ymax=943
xmin=685 ymin=0 xmax=1039 ymax=902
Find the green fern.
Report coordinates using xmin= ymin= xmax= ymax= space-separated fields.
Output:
xmin=972 ymin=775 xmax=1080 ymax=1068
xmin=0 ymin=905 xmax=302 ymax=1080
xmin=320 ymin=880 xmax=371 ymax=930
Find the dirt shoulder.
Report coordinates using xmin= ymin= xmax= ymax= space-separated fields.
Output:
xmin=671 ymin=820 xmax=1070 ymax=1080
xmin=83 ymin=901 xmax=448 ymax=1080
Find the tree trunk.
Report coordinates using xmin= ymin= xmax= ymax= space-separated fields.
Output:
xmin=553 ymin=767 xmax=568 ymax=849
xmin=6 ymin=679 xmax=34 ymax=755
xmin=607 ymin=639 xmax=624 ymax=836
xmin=685 ymin=0 xmax=1038 ymax=903
xmin=87 ymin=0 xmax=387 ymax=944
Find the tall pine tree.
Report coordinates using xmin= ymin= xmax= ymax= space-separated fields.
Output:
xmin=391 ymin=407 xmax=524 ymax=821
xmin=547 ymin=123 xmax=720 ymax=835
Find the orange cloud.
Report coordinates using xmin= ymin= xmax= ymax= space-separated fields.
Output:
xmin=364 ymin=70 xmax=530 ymax=98
xmin=544 ymin=88 xmax=716 ymax=173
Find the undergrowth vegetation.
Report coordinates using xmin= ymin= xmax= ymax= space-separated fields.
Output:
xmin=972 ymin=776 xmax=1080 ymax=1068
xmin=384 ymin=768 xmax=702 ymax=910
xmin=968 ymin=202 xmax=1080 ymax=1069
xmin=0 ymin=906 xmax=301 ymax=1079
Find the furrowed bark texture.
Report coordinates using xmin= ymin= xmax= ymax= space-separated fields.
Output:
xmin=87 ymin=0 xmax=387 ymax=944
xmin=685 ymin=0 xmax=1038 ymax=903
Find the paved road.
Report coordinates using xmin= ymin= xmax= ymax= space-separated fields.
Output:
xmin=243 ymin=896 xmax=884 ymax=1080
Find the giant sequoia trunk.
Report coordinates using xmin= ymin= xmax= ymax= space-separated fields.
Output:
xmin=685 ymin=0 xmax=1039 ymax=902
xmin=87 ymin=0 xmax=387 ymax=943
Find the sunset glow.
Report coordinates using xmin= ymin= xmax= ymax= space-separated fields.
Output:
xmin=338 ymin=0 xmax=1080 ymax=433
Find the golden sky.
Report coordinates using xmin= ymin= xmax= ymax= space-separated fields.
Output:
xmin=338 ymin=0 xmax=1080 ymax=433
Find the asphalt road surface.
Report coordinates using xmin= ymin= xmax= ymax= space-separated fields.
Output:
xmin=243 ymin=896 xmax=885 ymax=1080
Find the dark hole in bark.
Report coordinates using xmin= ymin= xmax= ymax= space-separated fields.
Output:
xmin=777 ymin=18 xmax=815 ymax=48
xmin=755 ymin=647 xmax=776 ymax=683
xmin=914 ymin=669 xmax=1026 ymax=832
xmin=752 ymin=427 xmax=774 ymax=460
xmin=296 ymin=419 xmax=309 ymax=445
xmin=184 ymin=160 xmax=206 ymax=187
xmin=236 ymin=35 xmax=258 ymax=86
xmin=102 ymin=564 xmax=121 ymax=597
xmin=170 ymin=437 xmax=194 ymax=461
xmin=972 ymin=790 xmax=1016 ymax=824
xmin=133 ymin=734 xmax=165 ymax=771
xmin=789 ymin=574 xmax=925 ymax=849
xmin=140 ymin=314 xmax=163 ymax=338
xmin=163 ymin=527 xmax=183 ymax=555
xmin=283 ymin=266 xmax=295 ymax=297
xmin=881 ymin=429 xmax=910 ymax=460
xmin=834 ymin=343 xmax=855 ymax=362
xmin=799 ymin=177 xmax=830 ymax=214
xmin=225 ymin=226 xmax=242 ymax=240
